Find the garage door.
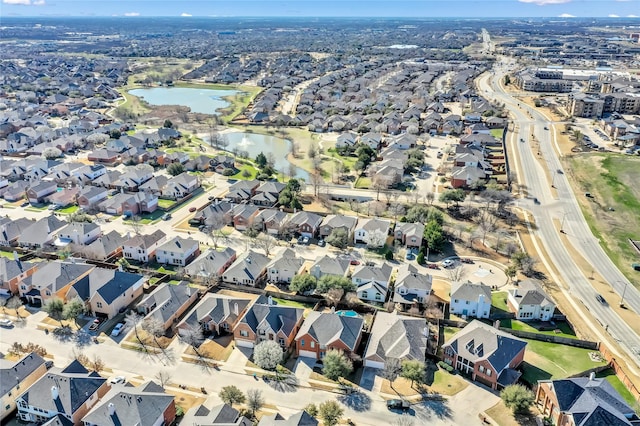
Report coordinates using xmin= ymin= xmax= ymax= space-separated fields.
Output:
xmin=364 ymin=360 xmax=384 ymax=370
xmin=235 ymin=339 xmax=254 ymax=349
xmin=298 ymin=350 xmax=317 ymax=359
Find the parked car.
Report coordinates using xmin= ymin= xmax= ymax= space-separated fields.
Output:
xmin=460 ymin=258 xmax=474 ymax=264
xmin=350 ymin=259 xmax=360 ymax=265
xmin=426 ymin=263 xmax=440 ymax=270
xmin=406 ymin=253 xmax=415 ymax=261
xmin=442 ymin=259 xmax=455 ymax=268
xmin=302 ymin=236 xmax=309 ymax=245
xmin=111 ymin=323 xmax=125 ymax=336
xmin=20 ymin=201 xmax=29 ymax=207
xmin=386 ymin=399 xmax=410 ymax=411
xmin=88 ymin=318 xmax=104 ymax=331
xmin=585 ymin=192 xmax=593 ymax=198
xmin=0 ymin=319 xmax=14 ymax=328
xmin=109 ymin=376 xmax=126 ymax=385
xmin=632 ymin=263 xmax=640 ymax=272
xmin=317 ymin=239 xmax=325 ymax=247
xmin=162 ymin=213 xmax=172 ymax=221
xmin=556 ymin=169 xmax=563 ymax=174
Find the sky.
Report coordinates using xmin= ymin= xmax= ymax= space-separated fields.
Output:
xmin=1 ymin=0 xmax=639 ymax=18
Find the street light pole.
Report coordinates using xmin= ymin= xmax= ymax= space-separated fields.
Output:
xmin=619 ymin=281 xmax=628 ymax=307
xmin=560 ymin=212 xmax=569 ymax=233
xmin=551 ymin=171 xmax=557 ymax=188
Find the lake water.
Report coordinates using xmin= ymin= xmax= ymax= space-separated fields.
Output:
xmin=218 ymin=132 xmax=309 ymax=182
xmin=128 ymin=87 xmax=239 ymax=115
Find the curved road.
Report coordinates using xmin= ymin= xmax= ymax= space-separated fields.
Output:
xmin=477 ymin=60 xmax=640 ymax=364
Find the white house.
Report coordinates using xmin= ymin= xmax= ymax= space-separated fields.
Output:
xmin=122 ymin=230 xmax=166 ymax=263
xmin=56 ymin=222 xmax=101 ymax=245
xmin=266 ymin=248 xmax=304 ymax=284
xmin=450 ymin=280 xmax=492 ymax=319
xmin=353 ymin=217 xmax=390 ymax=247
xmin=393 ymin=263 xmax=433 ymax=308
xmin=155 ymin=237 xmax=200 ymax=267
xmin=507 ymin=279 xmax=556 ymax=321
xmin=353 ymin=262 xmax=392 ymax=304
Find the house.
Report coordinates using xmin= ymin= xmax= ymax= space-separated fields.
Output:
xmin=252 ymin=181 xmax=285 ymax=207
xmin=258 ymin=411 xmax=318 ymax=426
xmin=295 ymin=311 xmax=363 ymax=360
xmin=450 ymin=281 xmax=492 ymax=319
xmin=18 ymin=215 xmax=67 ymax=248
xmin=0 ymin=256 xmax=38 ymax=294
xmin=442 ymin=320 xmax=527 ymax=390
xmin=393 ymin=264 xmax=433 ymax=308
xmin=387 ymin=133 xmax=417 ymax=150
xmin=185 ymin=247 xmax=237 ymax=279
xmin=0 ymin=217 xmax=33 ymax=247
xmin=83 ymin=231 xmax=127 ymax=261
xmin=56 ymin=222 xmax=101 ymax=246
xmin=178 ymin=294 xmax=251 ymax=337
xmin=15 ymin=360 xmax=109 ymax=425
xmin=26 ymin=181 xmax=57 ymax=204
xmin=535 ymin=375 xmax=640 ymax=426
xmin=46 ymin=187 xmax=80 ymax=208
xmin=394 ymin=222 xmax=424 ymax=249
xmin=287 ymin=211 xmax=323 ymax=238
xmin=0 ymin=353 xmax=47 ymax=422
xmin=77 ymin=186 xmax=108 ymax=209
xmin=353 ymin=262 xmax=393 ymax=304
xmin=318 ymin=214 xmax=357 ymax=239
xmin=234 ymin=298 xmax=305 ymax=350
xmin=507 ymin=279 xmax=556 ymax=322
xmin=122 ymin=230 xmax=166 ymax=263
xmin=2 ymin=181 xmax=29 ymax=202
xmin=451 ymin=165 xmax=487 ymax=189
xmin=210 ymin=155 xmax=236 ymax=173
xmin=87 ymin=148 xmax=120 ymax=165
xmin=112 ymin=166 xmax=153 ymax=191
xmin=231 ymin=204 xmax=260 ymax=231
xmin=18 ymin=261 xmax=94 ymax=305
xmin=266 ymin=248 xmax=304 ymax=284
xmin=225 ymin=180 xmax=260 ymax=203
xmin=155 ymin=237 xmax=200 ymax=267
xmin=82 ymin=381 xmax=176 ymax=426
xmin=309 ymin=255 xmax=350 ymax=280
xmin=222 ymin=251 xmax=270 ymax=286
xmin=99 ymin=192 xmax=158 ymax=216
xmin=363 ymin=312 xmax=427 ymax=369
xmin=160 ymin=172 xmax=200 ymax=200
xmin=354 ymin=218 xmax=391 ymax=246
xmin=66 ymin=268 xmax=145 ymax=319
xmin=136 ymin=282 xmax=199 ymax=332
xmin=254 ymin=209 xmax=291 ymax=236
xmin=181 ymin=401 xmax=252 ymax=426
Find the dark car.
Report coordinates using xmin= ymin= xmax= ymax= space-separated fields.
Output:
xmin=461 ymin=258 xmax=474 ymax=264
xmin=20 ymin=201 xmax=30 ymax=207
xmin=350 ymin=259 xmax=360 ymax=265
xmin=317 ymin=239 xmax=325 ymax=247
xmin=386 ymin=399 xmax=410 ymax=411
xmin=426 ymin=263 xmax=440 ymax=269
xmin=88 ymin=318 xmax=104 ymax=331
xmin=632 ymin=263 xmax=640 ymax=272
xmin=596 ymin=294 xmax=607 ymax=305
xmin=533 ymin=197 xmax=540 ymax=204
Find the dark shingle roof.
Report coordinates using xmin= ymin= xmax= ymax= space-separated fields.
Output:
xmin=365 ymin=312 xmax=426 ymax=363
xmin=0 ymin=353 xmax=46 ymax=396
xmin=296 ymin=312 xmax=363 ymax=351
xmin=241 ymin=302 xmax=304 ymax=337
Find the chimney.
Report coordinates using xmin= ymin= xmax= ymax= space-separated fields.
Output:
xmin=51 ymin=386 xmax=59 ymax=400
xmin=589 ymin=372 xmax=596 ymax=381
xmin=108 ymin=402 xmax=116 ymax=416
xmin=494 ymin=320 xmax=500 ymax=329
xmin=267 ymin=296 xmax=273 ymax=305
xmin=233 ymin=302 xmax=239 ymax=316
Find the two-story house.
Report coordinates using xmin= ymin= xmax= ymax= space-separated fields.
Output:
xmin=353 ymin=262 xmax=393 ymax=304
xmin=155 ymin=237 xmax=200 ymax=267
xmin=185 ymin=247 xmax=237 ymax=279
xmin=295 ymin=311 xmax=364 ymax=360
xmin=253 ymin=209 xmax=291 ymax=236
xmin=18 ymin=261 xmax=94 ymax=305
xmin=137 ymin=282 xmax=199 ymax=332
xmin=363 ymin=312 xmax=427 ymax=369
xmin=56 ymin=222 xmax=101 ymax=246
xmin=318 ymin=215 xmax=357 ymax=239
xmin=507 ymin=279 xmax=556 ymax=322
xmin=394 ymin=222 xmax=424 ymax=249
xmin=231 ymin=204 xmax=260 ymax=232
xmin=222 ymin=251 xmax=270 ymax=287
xmin=309 ymin=256 xmax=350 ymax=280
xmin=450 ymin=281 xmax=492 ymax=319
xmin=234 ymin=298 xmax=305 ymax=350
xmin=0 ymin=353 xmax=47 ymax=421
xmin=18 ymin=215 xmax=67 ymax=248
xmin=266 ymin=249 xmax=304 ymax=284
xmin=160 ymin=172 xmax=200 ymax=200
xmin=178 ymin=294 xmax=251 ymax=337
xmin=354 ymin=218 xmax=391 ymax=247
xmin=0 ymin=257 xmax=38 ymax=295
xmin=76 ymin=186 xmax=108 ymax=209
xmin=26 ymin=181 xmax=57 ymax=204
xmin=287 ymin=211 xmax=323 ymax=238
xmin=393 ymin=264 xmax=433 ymax=309
xmin=122 ymin=230 xmax=166 ymax=263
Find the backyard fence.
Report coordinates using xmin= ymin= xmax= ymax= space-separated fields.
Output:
xmin=599 ymin=342 xmax=640 ymax=403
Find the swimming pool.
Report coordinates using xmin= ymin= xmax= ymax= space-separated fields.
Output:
xmin=335 ymin=310 xmax=360 ymax=318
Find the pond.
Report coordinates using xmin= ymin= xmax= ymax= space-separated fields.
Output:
xmin=128 ymin=87 xmax=240 ymax=115
xmin=218 ymin=132 xmax=309 ymax=182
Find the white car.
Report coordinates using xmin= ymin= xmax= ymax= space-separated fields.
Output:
xmin=111 ymin=323 xmax=125 ymax=337
xmin=0 ymin=319 xmax=13 ymax=328
xmin=109 ymin=376 xmax=126 ymax=385
xmin=441 ymin=259 xmax=455 ymax=268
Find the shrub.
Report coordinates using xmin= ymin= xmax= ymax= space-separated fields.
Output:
xmin=222 ymin=168 xmax=235 ymax=176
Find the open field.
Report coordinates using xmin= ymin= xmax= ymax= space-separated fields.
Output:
xmin=567 ymin=153 xmax=640 ymax=288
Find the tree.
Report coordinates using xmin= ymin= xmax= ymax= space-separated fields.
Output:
xmin=416 ymin=251 xmax=425 ymax=265
xmin=219 ymin=385 xmax=245 ymax=407
xmin=62 ymin=297 xmax=85 ymax=327
xmin=67 ymin=211 xmax=93 ymax=223
xmin=246 ymin=389 xmax=264 ymax=418
xmin=505 ymin=265 xmax=517 ymax=283
xmin=318 ymin=400 xmax=344 ymax=426
xmin=42 ymin=147 xmax=62 ymax=159
xmin=43 ymin=298 xmax=65 ymax=325
xmin=124 ymin=311 xmax=145 ymax=348
xmin=163 ymin=119 xmax=173 ymax=129
xmin=401 ymin=360 xmax=426 ymax=388
xmin=179 ymin=324 xmax=204 ymax=357
xmin=255 ymin=234 xmax=277 ymax=257
xmin=405 ymin=205 xmax=443 ymax=225
xmin=326 ymin=228 xmax=349 ymax=249
xmin=255 ymin=152 xmax=267 ymax=169
xmin=253 ymin=340 xmax=283 ymax=371
xmin=501 ymin=384 xmax=534 ymax=414
xmin=6 ymin=296 xmax=23 ymax=320
xmin=383 ymin=358 xmax=402 ymax=389
xmin=423 ymin=220 xmax=446 ymax=253
xmin=289 ymin=274 xmax=317 ymax=294
xmin=141 ymin=317 xmax=165 ymax=348
xmin=316 ymin=275 xmax=355 ymax=294
xmin=154 ymin=370 xmax=172 ymax=388
xmin=445 ymin=265 xmax=466 ymax=282
xmin=91 ymin=354 xmax=105 ymax=372
xmin=322 ymin=350 xmax=353 ymax=381
xmin=366 ymin=228 xmax=387 ymax=249
xmin=109 ymin=129 xmax=121 ymax=139
xmin=304 ymin=403 xmax=318 ymax=417
xmin=167 ymin=162 xmax=185 ymax=176
xmin=439 ymin=189 xmax=466 ymax=208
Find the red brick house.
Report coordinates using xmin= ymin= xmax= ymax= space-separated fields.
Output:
xmin=234 ymin=299 xmax=304 ymax=350
xmin=295 ymin=311 xmax=364 ymax=360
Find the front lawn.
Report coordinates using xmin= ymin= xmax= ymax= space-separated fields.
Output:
xmin=230 ymin=163 xmax=259 ymax=180
xmin=157 ymin=198 xmax=177 ymax=209
xmin=490 ymin=129 xmax=505 ymax=140
xmin=57 ymin=205 xmax=79 ymax=214
xmin=354 ymin=176 xmax=371 ymax=189
xmin=521 ymin=340 xmax=605 ymax=384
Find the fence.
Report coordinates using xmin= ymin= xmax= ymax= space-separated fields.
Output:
xmin=599 ymin=342 xmax=640 ymax=403
xmin=498 ymin=327 xmax=599 ymax=349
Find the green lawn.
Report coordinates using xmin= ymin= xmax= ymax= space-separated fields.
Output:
xmin=490 ymin=129 xmax=504 ymax=140
xmin=499 ymin=319 xmax=577 ymax=340
xmin=521 ymin=339 xmax=605 ymax=384
xmin=272 ymin=298 xmax=315 ymax=310
xmin=596 ymin=369 xmax=637 ymax=406
xmin=25 ymin=206 xmax=47 ymax=212
xmin=354 ymin=176 xmax=371 ymax=189
xmin=231 ymin=163 xmax=259 ymax=180
xmin=57 ymin=205 xmax=79 ymax=214
xmin=157 ymin=198 xmax=177 ymax=209
xmin=491 ymin=291 xmax=509 ymax=313
xmin=0 ymin=251 xmax=17 ymax=259
xmin=443 ymin=326 xmax=459 ymax=343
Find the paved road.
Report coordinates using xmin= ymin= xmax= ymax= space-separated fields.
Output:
xmin=477 ymin=59 xmax=640 ymax=366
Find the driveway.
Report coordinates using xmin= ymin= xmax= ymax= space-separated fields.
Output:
xmin=293 ymin=356 xmax=315 ymax=382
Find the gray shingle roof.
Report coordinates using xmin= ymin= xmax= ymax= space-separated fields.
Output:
xmin=0 ymin=353 xmax=46 ymax=396
xmin=19 ymin=215 xmax=67 ymax=246
xmin=138 ymin=282 xmax=196 ymax=325
xmin=182 ymin=402 xmax=253 ymax=426
xmin=509 ymin=279 xmax=554 ymax=307
xmin=123 ymin=229 xmax=166 ymax=250
xmin=185 ymin=247 xmax=236 ymax=276
xmin=365 ymin=312 xmax=427 ymax=363
xmin=72 ymin=268 xmax=142 ymax=304
xmin=258 ymin=410 xmax=318 ymax=426
xmin=450 ymin=280 xmax=491 ymax=301
xmin=240 ymin=302 xmax=304 ymax=337
xmin=181 ymin=294 xmax=251 ymax=330
xmin=295 ymin=312 xmax=363 ymax=351
xmin=32 ymin=261 xmax=94 ymax=294
xmin=309 ymin=255 xmax=350 ymax=277
xmin=156 ymin=236 xmax=199 ymax=255
xmin=352 ymin=262 xmax=393 ymax=284
xmin=223 ymin=250 xmax=270 ymax=283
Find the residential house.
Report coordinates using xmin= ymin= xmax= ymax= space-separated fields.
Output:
xmin=336 ymin=132 xmax=357 ymax=149
xmin=387 ymin=133 xmax=417 ymax=150
xmin=77 ymin=186 xmax=108 ymax=209
xmin=358 ymin=132 xmax=383 ymax=150
xmin=56 ymin=222 xmax=101 ymax=246
xmin=354 ymin=218 xmax=391 ymax=246
xmin=112 ymin=166 xmax=153 ymax=192
xmin=122 ymin=230 xmax=166 ymax=263
xmin=451 ymin=165 xmax=487 ymax=189
xmin=295 ymin=311 xmax=364 ymax=360
xmin=0 ymin=217 xmax=33 ymax=247
xmin=363 ymin=312 xmax=427 ymax=369
xmin=15 ymin=360 xmax=108 ymax=425
xmin=138 ymin=176 xmax=169 ymax=195
xmin=0 ymin=353 xmax=47 ymax=421
xmin=225 ymin=180 xmax=260 ymax=203
xmin=2 ymin=181 xmax=29 ymax=202
xmin=181 ymin=401 xmax=252 ymax=426
xmin=222 ymin=251 xmax=270 ymax=287
xmin=66 ymin=268 xmax=145 ymax=319
xmin=318 ymin=215 xmax=357 ymax=239
xmin=535 ymin=376 xmax=640 ymax=426
xmin=450 ymin=281 xmax=492 ymax=319
xmin=252 ymin=181 xmax=285 ymax=207
xmin=46 ymin=187 xmax=80 ymax=208
xmin=178 ymin=294 xmax=251 ymax=337
xmin=18 ymin=261 xmax=94 ymax=305
xmin=136 ymin=282 xmax=199 ymax=332
xmin=155 ymin=237 xmax=200 ymax=267
xmin=394 ymin=222 xmax=424 ymax=249
xmin=309 ymin=256 xmax=350 ymax=280
xmin=507 ymin=279 xmax=556 ymax=322
xmin=160 ymin=172 xmax=200 ymax=200
xmin=83 ymin=231 xmax=126 ymax=261
xmin=258 ymin=411 xmax=318 ymax=426
xmin=99 ymin=192 xmax=158 ymax=216
xmin=82 ymin=381 xmax=176 ymax=426
xmin=185 ymin=247 xmax=237 ymax=279
xmin=0 ymin=256 xmax=38 ymax=294
xmin=266 ymin=248 xmax=304 ymax=284
xmin=353 ymin=262 xmax=393 ymax=304
xmin=26 ymin=181 xmax=57 ymax=204
xmin=442 ymin=320 xmax=527 ymax=390
xmin=393 ymin=264 xmax=433 ymax=309
xmin=210 ymin=155 xmax=236 ymax=174
xmin=87 ymin=148 xmax=120 ymax=165
xmin=234 ymin=298 xmax=305 ymax=350
xmin=231 ymin=204 xmax=260 ymax=231
xmin=18 ymin=215 xmax=67 ymax=248
xmin=287 ymin=211 xmax=323 ymax=238
xmin=254 ymin=209 xmax=291 ymax=236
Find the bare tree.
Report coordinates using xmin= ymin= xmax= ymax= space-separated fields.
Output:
xmin=205 ymin=213 xmax=227 ymax=249
xmin=180 ymin=325 xmax=205 ymax=358
xmin=477 ymin=211 xmax=498 ymax=246
xmin=6 ymin=296 xmax=23 ymax=320
xmin=124 ymin=311 xmax=146 ymax=350
xmin=505 ymin=242 xmax=518 ymax=257
xmin=310 ymin=172 xmax=323 ymax=197
xmin=445 ymin=265 xmax=466 ymax=282
xmin=91 ymin=355 xmax=105 ymax=372
xmin=246 ymin=389 xmax=264 ymax=419
xmin=367 ymin=228 xmax=387 ymax=249
xmin=425 ymin=192 xmax=435 ymax=206
xmin=154 ymin=370 xmax=173 ymax=388
xmin=383 ymin=358 xmax=402 ymax=389
xmin=494 ymin=229 xmax=509 ymax=252
xmin=326 ymin=288 xmax=344 ymax=307
xmin=394 ymin=414 xmax=415 ymax=426
xmin=128 ymin=215 xmax=143 ymax=236
xmin=141 ymin=317 xmax=165 ymax=349
xmin=255 ymin=234 xmax=277 ymax=257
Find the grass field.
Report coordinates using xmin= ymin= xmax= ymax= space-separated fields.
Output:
xmin=231 ymin=163 xmax=259 ymax=180
xmin=499 ymin=319 xmax=577 ymax=340
xmin=354 ymin=176 xmax=371 ymax=189
xmin=568 ymin=154 xmax=640 ymax=287
xmin=490 ymin=129 xmax=504 ymax=140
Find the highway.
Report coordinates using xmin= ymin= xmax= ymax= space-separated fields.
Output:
xmin=477 ymin=59 xmax=640 ymax=364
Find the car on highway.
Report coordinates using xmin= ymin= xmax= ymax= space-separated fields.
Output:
xmin=88 ymin=318 xmax=104 ymax=331
xmin=533 ymin=197 xmax=540 ymax=204
xmin=556 ymin=169 xmax=563 ymax=174
xmin=386 ymin=399 xmax=410 ymax=411
xmin=596 ymin=294 xmax=607 ymax=305
xmin=442 ymin=259 xmax=455 ymax=268
xmin=0 ymin=319 xmax=14 ymax=328
xmin=111 ymin=323 xmax=125 ymax=336
xmin=162 ymin=213 xmax=172 ymax=220
xmin=189 ymin=207 xmax=197 ymax=212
